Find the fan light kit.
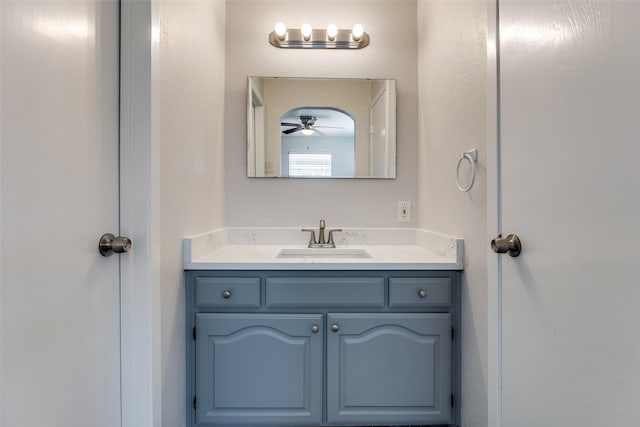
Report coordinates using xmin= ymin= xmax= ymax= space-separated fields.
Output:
xmin=269 ymin=22 xmax=369 ymax=49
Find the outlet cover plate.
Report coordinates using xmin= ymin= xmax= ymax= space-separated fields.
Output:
xmin=397 ymin=201 xmax=411 ymax=222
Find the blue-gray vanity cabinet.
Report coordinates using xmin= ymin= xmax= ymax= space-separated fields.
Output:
xmin=186 ymin=270 xmax=461 ymax=427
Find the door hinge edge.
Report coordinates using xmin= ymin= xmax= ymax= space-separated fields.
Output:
xmin=451 ymin=326 xmax=455 ymax=340
xmin=451 ymin=393 xmax=454 ymax=408
xmin=193 ymin=326 xmax=196 ymax=340
xmin=193 ymin=395 xmax=197 ymax=410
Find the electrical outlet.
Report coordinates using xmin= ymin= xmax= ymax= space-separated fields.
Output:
xmin=397 ymin=201 xmax=411 ymax=222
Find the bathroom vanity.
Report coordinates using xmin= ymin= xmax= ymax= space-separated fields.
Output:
xmin=184 ymin=228 xmax=463 ymax=427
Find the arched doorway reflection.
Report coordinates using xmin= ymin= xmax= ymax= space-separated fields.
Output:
xmin=279 ymin=107 xmax=355 ymax=178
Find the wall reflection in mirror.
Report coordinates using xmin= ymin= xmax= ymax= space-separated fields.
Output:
xmin=247 ymin=77 xmax=396 ymax=179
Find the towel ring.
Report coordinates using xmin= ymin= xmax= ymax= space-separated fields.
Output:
xmin=456 ymin=148 xmax=478 ymax=192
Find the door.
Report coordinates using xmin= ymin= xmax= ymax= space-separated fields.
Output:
xmin=195 ymin=313 xmax=323 ymax=426
xmin=496 ymin=1 xmax=640 ymax=425
xmin=1 ymin=1 xmax=122 ymax=425
xmin=326 ymin=313 xmax=452 ymax=425
xmin=369 ymin=80 xmax=396 ymax=178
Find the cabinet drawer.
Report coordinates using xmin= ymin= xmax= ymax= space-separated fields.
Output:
xmin=266 ymin=277 xmax=384 ymax=308
xmin=389 ymin=277 xmax=451 ymax=307
xmin=195 ymin=277 xmax=260 ymax=308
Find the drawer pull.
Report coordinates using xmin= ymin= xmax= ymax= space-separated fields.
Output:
xmin=331 ymin=324 xmax=340 ymax=332
xmin=311 ymin=325 xmax=319 ymax=333
xmin=222 ymin=290 xmax=232 ymax=299
xmin=418 ymin=290 xmax=427 ymax=299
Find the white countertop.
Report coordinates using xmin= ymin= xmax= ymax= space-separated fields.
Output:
xmin=183 ymin=228 xmax=464 ymax=270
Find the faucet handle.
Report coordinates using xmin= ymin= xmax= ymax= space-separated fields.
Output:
xmin=301 ymin=229 xmax=317 ymax=247
xmin=327 ymin=229 xmax=342 ymax=248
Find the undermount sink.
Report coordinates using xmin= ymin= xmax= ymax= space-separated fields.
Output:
xmin=276 ymin=248 xmax=371 ymax=259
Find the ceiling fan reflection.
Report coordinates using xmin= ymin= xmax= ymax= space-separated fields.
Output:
xmin=281 ymin=115 xmax=344 ymax=135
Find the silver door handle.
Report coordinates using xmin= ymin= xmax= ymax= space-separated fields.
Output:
xmin=99 ymin=233 xmax=132 ymax=257
xmin=491 ymin=234 xmax=521 ymax=257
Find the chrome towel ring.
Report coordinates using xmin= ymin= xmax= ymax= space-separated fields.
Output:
xmin=456 ymin=148 xmax=478 ymax=192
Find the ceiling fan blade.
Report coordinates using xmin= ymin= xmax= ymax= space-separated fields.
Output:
xmin=314 ymin=125 xmax=346 ymax=129
xmin=280 ymin=122 xmax=300 ymax=127
xmin=282 ymin=127 xmax=302 ymax=134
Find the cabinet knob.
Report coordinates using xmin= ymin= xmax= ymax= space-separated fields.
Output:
xmin=418 ymin=289 xmax=427 ymax=299
xmin=331 ymin=324 xmax=340 ymax=332
xmin=222 ymin=290 xmax=232 ymax=299
xmin=311 ymin=325 xmax=319 ymax=333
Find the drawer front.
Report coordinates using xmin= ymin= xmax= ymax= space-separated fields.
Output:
xmin=266 ymin=277 xmax=384 ymax=308
xmin=389 ymin=277 xmax=451 ymax=307
xmin=195 ymin=277 xmax=260 ymax=308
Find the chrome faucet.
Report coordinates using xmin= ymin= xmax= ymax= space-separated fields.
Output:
xmin=302 ymin=219 xmax=342 ymax=248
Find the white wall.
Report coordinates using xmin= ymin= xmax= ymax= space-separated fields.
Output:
xmin=157 ymin=1 xmax=226 ymax=425
xmin=417 ymin=1 xmax=488 ymax=426
xmin=224 ymin=0 xmax=418 ymax=227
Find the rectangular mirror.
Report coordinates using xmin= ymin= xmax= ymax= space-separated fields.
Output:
xmin=247 ymin=77 xmax=396 ymax=179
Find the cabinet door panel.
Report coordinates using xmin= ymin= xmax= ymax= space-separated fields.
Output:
xmin=196 ymin=313 xmax=323 ymax=425
xmin=326 ymin=313 xmax=452 ymax=425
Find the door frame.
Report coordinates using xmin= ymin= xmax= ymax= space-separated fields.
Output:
xmin=120 ymin=0 xmax=161 ymax=425
xmin=486 ymin=0 xmax=502 ymax=426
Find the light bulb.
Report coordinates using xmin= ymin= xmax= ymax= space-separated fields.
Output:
xmin=301 ymin=23 xmax=312 ymax=40
xmin=326 ymin=24 xmax=338 ymax=41
xmin=274 ymin=22 xmax=287 ymax=40
xmin=301 ymin=129 xmax=314 ymax=136
xmin=352 ymin=23 xmax=364 ymax=41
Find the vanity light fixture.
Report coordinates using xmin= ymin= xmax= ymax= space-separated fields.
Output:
xmin=269 ymin=22 xmax=369 ymax=49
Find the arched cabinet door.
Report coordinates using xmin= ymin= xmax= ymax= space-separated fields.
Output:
xmin=195 ymin=313 xmax=323 ymax=425
xmin=326 ymin=313 xmax=452 ymax=425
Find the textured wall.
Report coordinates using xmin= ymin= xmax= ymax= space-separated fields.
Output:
xmin=224 ymin=0 xmax=419 ymax=228
xmin=417 ymin=1 xmax=488 ymax=426
xmin=157 ymin=1 xmax=226 ymax=425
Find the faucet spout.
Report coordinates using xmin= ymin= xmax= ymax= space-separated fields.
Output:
xmin=318 ymin=219 xmax=326 ymax=244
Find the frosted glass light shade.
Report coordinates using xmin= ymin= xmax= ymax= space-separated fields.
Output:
xmin=274 ymin=22 xmax=287 ymax=40
xmin=326 ymin=24 xmax=338 ymax=41
xmin=301 ymin=23 xmax=312 ymax=40
xmin=352 ymin=24 xmax=364 ymax=41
